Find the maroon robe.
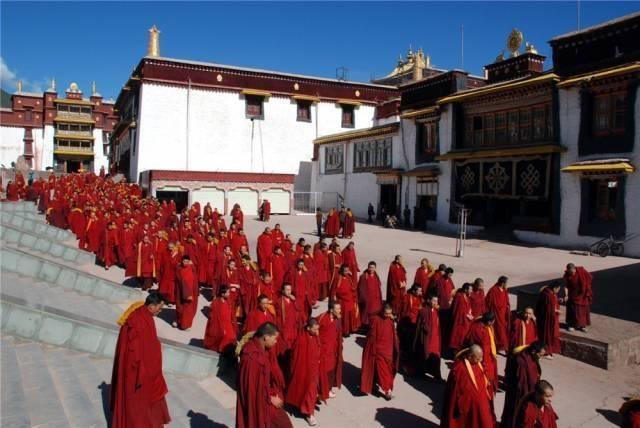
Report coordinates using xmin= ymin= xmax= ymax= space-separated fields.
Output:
xmin=470 ymin=289 xmax=487 ymax=319
xmin=286 ymin=331 xmax=321 ymax=415
xmin=510 ymin=318 xmax=537 ymax=352
xmin=514 ymin=394 xmax=558 ymax=428
xmin=110 ymin=305 xmax=170 ymax=428
xmin=414 ymin=267 xmax=432 ymax=294
xmin=175 ymin=263 xmax=199 ymax=330
xmin=450 ymin=293 xmax=473 ymax=351
xmin=244 ymin=309 xmax=276 ymax=334
xmin=358 ymin=271 xmax=383 ymax=327
xmin=274 ymin=294 xmax=299 ymax=354
xmin=564 ymin=266 xmax=593 ymax=328
xmin=360 ymin=315 xmax=399 ymax=394
xmin=442 ymin=357 xmax=495 ymax=428
xmin=386 ymin=262 xmax=407 ymax=315
xmin=203 ymin=298 xmax=237 ymax=353
xmin=317 ymin=312 xmax=343 ymax=400
xmin=257 ymin=233 xmax=274 ymax=271
xmin=501 ymin=350 xmax=541 ymax=428
xmin=331 ymin=274 xmax=360 ymax=335
xmin=534 ymin=287 xmax=561 ymax=354
xmin=466 ymin=320 xmax=498 ymax=396
xmin=485 ymin=284 xmax=511 ymax=351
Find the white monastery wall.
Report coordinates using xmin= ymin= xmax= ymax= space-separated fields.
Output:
xmin=0 ymin=126 xmax=24 ymax=167
xmin=93 ymin=128 xmax=108 ymax=173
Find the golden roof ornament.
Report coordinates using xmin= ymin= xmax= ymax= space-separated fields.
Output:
xmin=525 ymin=42 xmax=538 ymax=54
xmin=507 ymin=28 xmax=524 ymax=58
xmin=17 ymin=80 xmax=23 ymax=93
xmin=147 ymin=25 xmax=161 ymax=57
xmin=495 ymin=51 xmax=505 ymax=63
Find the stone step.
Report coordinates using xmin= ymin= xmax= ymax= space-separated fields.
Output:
xmin=43 ymin=348 xmax=104 ymax=427
xmin=0 ymin=201 xmax=39 ymax=213
xmin=0 ymin=222 xmax=93 ymax=265
xmin=0 ymin=336 xmax=31 ymax=428
xmin=0 ymin=245 xmax=142 ymax=304
xmin=13 ymin=340 xmax=70 ymax=428
xmin=65 ymin=353 xmax=110 ymax=426
xmin=169 ymin=375 xmax=235 ymax=427
xmin=0 ymin=210 xmax=75 ymax=242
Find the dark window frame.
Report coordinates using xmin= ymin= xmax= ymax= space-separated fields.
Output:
xmin=245 ymin=95 xmax=265 ymax=120
xmin=578 ymin=176 xmax=626 ymax=237
xmin=324 ymin=144 xmax=344 ymax=174
xmin=341 ymin=105 xmax=355 ymax=128
xmin=296 ymin=100 xmax=312 ymax=122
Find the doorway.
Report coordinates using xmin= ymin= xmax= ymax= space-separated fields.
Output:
xmin=379 ymin=184 xmax=398 ymax=216
xmin=156 ymin=190 xmax=189 ymax=212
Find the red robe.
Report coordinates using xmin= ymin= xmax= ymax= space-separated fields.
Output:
xmin=358 ymin=271 xmax=383 ymax=327
xmin=175 ymin=264 xmax=199 ymax=330
xmin=360 ymin=316 xmax=399 ymax=394
xmin=158 ymin=250 xmax=180 ymax=304
xmin=203 ymin=298 xmax=237 ymax=353
xmin=342 ymin=212 xmax=355 ymax=237
xmin=510 ymin=318 xmax=537 ymax=352
xmin=466 ymin=321 xmax=498 ymax=396
xmin=514 ymin=395 xmax=558 ymax=428
xmin=285 ymin=269 xmax=314 ymax=322
xmin=286 ymin=331 xmax=321 ymax=415
xmin=239 ymin=265 xmax=259 ymax=316
xmin=317 ymin=312 xmax=343 ymax=400
xmin=268 ymin=252 xmax=287 ymax=290
xmin=414 ymin=307 xmax=441 ymax=358
xmin=274 ymin=294 xmax=299 ymax=354
xmin=85 ymin=219 xmax=102 ymax=254
xmin=313 ymin=249 xmax=330 ymax=300
xmin=534 ymin=287 xmax=561 ymax=354
xmin=100 ymin=228 xmax=119 ymax=268
xmin=442 ymin=358 xmax=495 ymax=428
xmin=342 ymin=247 xmax=360 ymax=282
xmin=325 ymin=211 xmax=340 ymax=237
xmin=257 ymin=233 xmax=274 ymax=271
xmin=121 ymin=229 xmax=137 ymax=276
xmin=244 ymin=308 xmax=276 ymax=334
xmin=414 ymin=267 xmax=432 ymax=294
xmin=501 ymin=350 xmax=541 ymax=428
xmin=236 ymin=338 xmax=292 ymax=428
xmin=485 ymin=284 xmax=511 ymax=351
xmin=564 ymin=266 xmax=593 ymax=328
xmin=449 ymin=293 xmax=473 ymax=351
xmin=136 ymin=241 xmax=156 ymax=280
xmin=110 ymin=305 xmax=170 ymax=428
xmin=67 ymin=208 xmax=85 ymax=238
xmin=331 ymin=274 xmax=360 ymax=335
xmin=386 ymin=262 xmax=407 ymax=315
xmin=470 ymin=289 xmax=486 ymax=319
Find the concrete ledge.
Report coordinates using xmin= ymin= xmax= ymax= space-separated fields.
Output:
xmin=517 ymin=289 xmax=640 ymax=370
xmin=0 ymin=211 xmax=75 ymax=242
xmin=0 ymin=293 xmax=220 ymax=377
xmin=0 ymin=246 xmax=142 ymax=304
xmin=0 ymin=201 xmax=38 ymax=213
xmin=0 ymin=223 xmax=92 ymax=265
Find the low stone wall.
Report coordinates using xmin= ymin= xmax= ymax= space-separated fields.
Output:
xmin=0 ymin=246 xmax=141 ymax=304
xmin=1 ymin=223 xmax=92 ymax=265
xmin=1 ymin=211 xmax=75 ymax=242
xmin=0 ymin=294 xmax=220 ymax=377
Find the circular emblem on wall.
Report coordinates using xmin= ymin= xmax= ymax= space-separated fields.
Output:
xmin=294 ymin=83 xmax=300 ymax=90
xmin=355 ymin=90 xmax=360 ymax=97
xmin=216 ymin=74 xmax=223 ymax=82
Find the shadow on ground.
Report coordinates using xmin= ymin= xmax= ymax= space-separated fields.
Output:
xmin=375 ymin=407 xmax=438 ymax=427
xmin=187 ymin=410 xmax=229 ymax=428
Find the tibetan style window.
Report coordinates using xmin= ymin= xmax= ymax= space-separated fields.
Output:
xmin=324 ymin=145 xmax=344 ymax=174
xmin=416 ymin=120 xmax=439 ymax=164
xmin=593 ymin=92 xmax=626 ymax=136
xmin=297 ymin=101 xmax=312 ymax=122
xmin=354 ymin=138 xmax=392 ymax=171
xmin=463 ymin=103 xmax=553 ymax=149
xmin=579 ymin=176 xmax=626 ymax=237
xmin=245 ymin=95 xmax=264 ymax=119
xmin=416 ymin=178 xmax=438 ymax=222
xmin=341 ymin=105 xmax=355 ymax=128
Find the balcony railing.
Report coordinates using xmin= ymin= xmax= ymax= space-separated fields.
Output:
xmin=54 ymin=141 xmax=94 ymax=154
xmin=55 ymin=111 xmax=93 ymax=120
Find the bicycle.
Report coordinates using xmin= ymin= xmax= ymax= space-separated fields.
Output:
xmin=588 ymin=233 xmax=637 ymax=257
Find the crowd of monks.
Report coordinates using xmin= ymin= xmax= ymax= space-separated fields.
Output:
xmin=6 ymin=170 xmax=639 ymax=428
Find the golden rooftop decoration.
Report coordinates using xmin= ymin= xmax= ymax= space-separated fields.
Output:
xmin=148 ymin=25 xmax=161 ymax=57
xmin=385 ymin=46 xmax=430 ymax=79
xmin=507 ymin=28 xmax=524 ymax=57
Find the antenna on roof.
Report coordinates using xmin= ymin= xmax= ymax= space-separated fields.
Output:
xmin=336 ymin=66 xmax=349 ymax=81
xmin=460 ymin=24 xmax=465 ymax=70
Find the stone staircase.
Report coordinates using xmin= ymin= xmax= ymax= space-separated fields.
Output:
xmin=1 ymin=335 xmax=235 ymax=428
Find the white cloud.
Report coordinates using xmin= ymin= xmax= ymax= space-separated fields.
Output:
xmin=0 ymin=57 xmax=50 ymax=94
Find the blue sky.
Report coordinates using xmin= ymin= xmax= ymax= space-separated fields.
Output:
xmin=1 ymin=2 xmax=638 ymax=99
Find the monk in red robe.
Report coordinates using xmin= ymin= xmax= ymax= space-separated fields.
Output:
xmin=450 ymin=283 xmax=474 ymax=352
xmin=360 ymin=304 xmax=399 ymax=400
xmin=110 ymin=293 xmax=171 ymax=428
xmin=342 ymin=208 xmax=355 ymax=238
xmin=286 ymin=318 xmax=322 ymax=426
xmin=434 ymin=267 xmax=455 ymax=349
xmin=203 ymin=286 xmax=237 ymax=354
xmin=563 ymin=263 xmax=593 ymax=332
xmin=501 ymin=342 xmax=545 ymax=428
xmin=100 ymin=221 xmax=119 ymax=270
xmin=268 ymin=246 xmax=287 ymax=290
xmin=413 ymin=294 xmax=442 ymax=381
xmin=470 ymin=278 xmax=487 ymax=318
xmin=442 ymin=345 xmax=495 ymax=428
xmin=510 ymin=307 xmax=537 ymax=352
xmin=274 ymin=284 xmax=300 ymax=357
xmin=485 ymin=276 xmax=511 ymax=352
xmin=324 ymin=208 xmax=340 ymax=238
xmin=221 ymin=259 xmax=242 ymax=318
xmin=414 ymin=258 xmax=433 ymax=294
xmin=331 ymin=264 xmax=360 ymax=336
xmin=121 ymin=223 xmax=138 ymax=276
xmin=313 ymin=243 xmax=330 ymax=301
xmin=398 ymin=284 xmax=422 ymax=373
xmin=514 ymin=380 xmax=558 ymax=428
xmin=136 ymin=235 xmax=156 ymax=290
xmin=317 ymin=302 xmax=343 ymax=401
xmin=257 ymin=228 xmax=274 ymax=271
xmin=84 ymin=212 xmax=102 ymax=254
xmin=466 ymin=313 xmax=499 ymax=397
xmin=358 ymin=261 xmax=383 ymax=328
xmin=174 ymin=256 xmax=199 ymax=330
xmin=535 ymin=282 xmax=562 ymax=357
xmin=284 ymin=259 xmax=316 ymax=322
xmin=341 ymin=241 xmax=360 ymax=283
xmin=236 ymin=322 xmax=292 ymax=428
xmin=5 ymin=181 xmax=19 ymax=201
xmin=619 ymin=397 xmax=640 ymax=428
xmin=67 ymin=206 xmax=85 ymax=238
xmin=244 ymin=294 xmax=276 ymax=334
xmin=230 ymin=204 xmax=244 ymax=229
xmin=386 ymin=255 xmax=407 ymax=316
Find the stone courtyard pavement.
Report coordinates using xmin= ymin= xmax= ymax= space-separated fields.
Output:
xmin=150 ymin=214 xmax=639 ymax=428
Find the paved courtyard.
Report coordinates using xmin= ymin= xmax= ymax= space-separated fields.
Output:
xmin=133 ymin=214 xmax=640 ymax=428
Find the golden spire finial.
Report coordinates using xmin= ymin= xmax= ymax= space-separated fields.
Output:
xmin=147 ymin=25 xmax=161 ymax=57
xmin=47 ymin=78 xmax=56 ymax=92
